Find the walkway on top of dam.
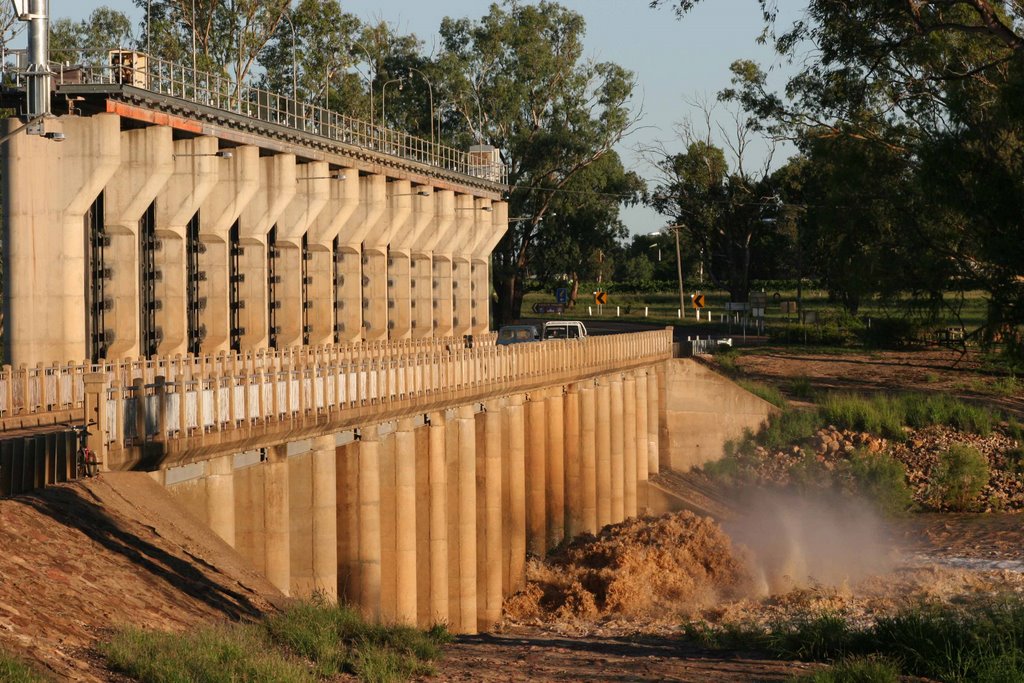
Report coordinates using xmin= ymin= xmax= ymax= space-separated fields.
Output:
xmin=2 ymin=50 xmax=507 ymax=193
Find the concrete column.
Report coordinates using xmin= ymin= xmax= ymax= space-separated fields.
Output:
xmin=336 ymin=439 xmax=360 ymax=604
xmin=635 ymin=370 xmax=650 ymax=511
xmin=579 ymin=382 xmax=598 ymax=534
xmin=595 ymin=378 xmax=612 ymax=528
xmin=103 ymin=126 xmax=174 ymax=359
xmin=623 ymin=373 xmax=638 ymax=519
xmin=482 ymin=401 xmax=503 ymax=629
xmin=265 ymin=445 xmax=291 ymax=596
xmin=610 ymin=375 xmax=625 ymax=523
xmin=237 ymin=154 xmax=297 ymax=350
xmin=306 ymin=169 xmax=357 ymax=345
xmin=334 ymin=174 xmax=384 ymax=341
xmin=525 ymin=392 xmax=547 ymax=557
xmin=564 ymin=383 xmax=582 ymax=538
xmin=451 ymin=196 xmax=475 ymax=336
xmin=153 ymin=136 xmax=221 ymax=356
xmin=311 ymin=434 xmax=338 ymax=602
xmin=649 ymin=364 xmax=661 ymax=475
xmin=361 ymin=179 xmax=411 ymax=341
xmin=196 ymin=145 xmax=260 ymax=353
xmin=275 ymin=162 xmax=329 ymax=349
xmin=388 ymin=188 xmax=432 ymax=339
xmin=358 ymin=424 xmax=382 ymax=620
xmin=505 ymin=394 xmax=527 ymax=591
xmin=427 ymin=411 xmax=448 ymax=625
xmin=456 ymin=405 xmax=478 ymax=634
xmin=409 ymin=190 xmax=440 ymax=339
xmin=470 ymin=201 xmax=508 ymax=335
xmin=2 ymin=114 xmax=120 ymax=364
xmin=545 ymin=389 xmax=565 ymax=549
xmin=430 ymin=192 xmax=457 ymax=337
xmin=395 ymin=418 xmax=418 ymax=625
xmin=206 ymin=454 xmax=236 ymax=547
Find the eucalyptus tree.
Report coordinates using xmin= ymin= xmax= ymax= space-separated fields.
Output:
xmin=134 ymin=0 xmax=290 ymax=86
xmin=50 ymin=7 xmax=133 ymax=66
xmin=436 ymin=0 xmax=640 ymax=323
xmin=652 ymin=0 xmax=1024 ymax=354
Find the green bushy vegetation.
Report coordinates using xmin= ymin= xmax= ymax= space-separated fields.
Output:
xmin=685 ymin=598 xmax=1024 ymax=683
xmin=0 ymin=651 xmax=49 ymax=683
xmin=757 ymin=409 xmax=819 ymax=451
xmin=819 ymin=392 xmax=995 ymax=439
xmin=929 ymin=443 xmax=990 ymax=511
xmin=101 ymin=602 xmax=450 ymax=683
xmin=841 ymin=451 xmax=914 ymax=515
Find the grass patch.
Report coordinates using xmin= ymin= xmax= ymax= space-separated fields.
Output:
xmin=794 ymin=656 xmax=901 ymax=683
xmin=0 ymin=651 xmax=49 ymax=683
xmin=686 ymin=598 xmax=1024 ymax=683
xmin=102 ymin=623 xmax=313 ymax=683
xmin=788 ymin=375 xmax=816 ymax=400
xmin=817 ymin=392 xmax=996 ymax=439
xmin=737 ymin=379 xmax=788 ymax=409
xmin=713 ymin=347 xmax=740 ymax=375
xmin=102 ymin=603 xmax=450 ymax=683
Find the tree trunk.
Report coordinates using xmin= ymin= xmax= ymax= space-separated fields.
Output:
xmin=494 ymin=273 xmax=525 ymax=326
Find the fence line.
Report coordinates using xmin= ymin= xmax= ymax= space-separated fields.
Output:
xmin=98 ymin=328 xmax=673 ymax=459
xmin=0 ymin=333 xmax=496 ymax=420
xmin=1 ymin=51 xmax=507 ymax=184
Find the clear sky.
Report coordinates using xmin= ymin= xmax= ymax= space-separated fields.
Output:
xmin=38 ymin=0 xmax=792 ymax=237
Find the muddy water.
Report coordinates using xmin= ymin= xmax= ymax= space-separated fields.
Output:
xmin=891 ymin=512 xmax=1024 ymax=566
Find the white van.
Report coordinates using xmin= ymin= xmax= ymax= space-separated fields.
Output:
xmin=542 ymin=320 xmax=588 ymax=340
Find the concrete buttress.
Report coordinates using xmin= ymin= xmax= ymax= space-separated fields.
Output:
xmin=545 ymin=388 xmax=565 ymax=549
xmin=427 ymin=410 xmax=449 ymax=625
xmin=236 ymin=154 xmax=296 ymax=350
xmin=363 ymin=179 xmax=411 ymax=340
xmin=505 ymin=394 xmax=527 ymax=592
xmin=610 ymin=374 xmax=625 ymax=523
xmin=358 ymin=425 xmax=383 ymax=620
xmin=153 ymin=136 xmax=220 ymax=356
xmin=264 ymin=445 xmax=291 ymax=595
xmin=195 ymin=145 xmax=260 ymax=353
xmin=306 ymin=169 xmax=358 ymax=345
xmin=337 ymin=174 xmax=385 ymax=341
xmin=395 ymin=418 xmax=418 ymax=625
xmin=311 ymin=434 xmax=338 ymax=602
xmin=274 ymin=162 xmax=329 ymax=348
xmin=580 ymin=381 xmax=598 ymax=534
xmin=206 ymin=454 xmax=236 ymax=547
xmin=102 ymin=126 xmax=174 ymax=358
xmin=388 ymin=187 xmax=432 ymax=339
xmin=2 ymin=114 xmax=121 ymax=364
xmin=595 ymin=378 xmax=612 ymax=528
xmin=429 ymin=191 xmax=457 ymax=337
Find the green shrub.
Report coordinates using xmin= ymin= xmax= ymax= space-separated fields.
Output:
xmin=0 ymin=651 xmax=49 ymax=683
xmin=759 ymin=409 xmax=819 ymax=451
xmin=1006 ymin=418 xmax=1024 ymax=443
xmin=843 ymin=451 xmax=914 ymax=515
xmin=858 ymin=317 xmax=921 ymax=350
xmin=818 ymin=394 xmax=904 ymax=440
xmin=795 ymin=656 xmax=901 ymax=683
xmin=929 ymin=443 xmax=990 ymax=511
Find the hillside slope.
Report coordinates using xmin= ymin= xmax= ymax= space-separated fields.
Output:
xmin=0 ymin=473 xmax=282 ymax=681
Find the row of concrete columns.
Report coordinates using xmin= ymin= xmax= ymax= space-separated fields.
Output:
xmin=1 ymin=115 xmax=507 ymax=365
xmin=163 ymin=365 xmax=662 ymax=634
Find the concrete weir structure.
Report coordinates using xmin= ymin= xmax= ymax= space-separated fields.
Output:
xmin=0 ymin=55 xmax=771 ymax=635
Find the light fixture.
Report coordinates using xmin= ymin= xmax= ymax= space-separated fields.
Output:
xmin=173 ymin=150 xmax=233 ymax=159
xmin=390 ymin=190 xmax=431 ymax=197
xmin=304 ymin=172 xmax=347 ymax=181
xmin=456 ymin=206 xmax=492 ymax=212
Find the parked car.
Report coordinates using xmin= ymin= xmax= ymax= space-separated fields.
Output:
xmin=542 ymin=320 xmax=588 ymax=340
xmin=496 ymin=324 xmax=540 ymax=345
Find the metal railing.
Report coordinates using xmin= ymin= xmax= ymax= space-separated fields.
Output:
xmin=3 ymin=51 xmax=508 ymax=184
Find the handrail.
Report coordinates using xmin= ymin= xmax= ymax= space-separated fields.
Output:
xmin=2 ymin=51 xmax=508 ymax=184
xmin=0 ymin=333 xmax=496 ymax=420
xmin=97 ymin=328 xmax=673 ymax=463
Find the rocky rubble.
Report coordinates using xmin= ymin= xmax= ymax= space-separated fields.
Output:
xmin=718 ymin=424 xmax=1023 ymax=512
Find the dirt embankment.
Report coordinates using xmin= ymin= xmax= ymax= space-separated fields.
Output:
xmin=0 ymin=473 xmax=282 ymax=682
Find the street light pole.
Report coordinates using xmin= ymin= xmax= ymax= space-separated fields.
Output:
xmin=281 ymin=9 xmax=298 ymax=108
xmin=349 ymin=40 xmax=376 ymax=127
xmin=380 ymin=76 xmax=403 ymax=128
xmin=665 ymin=224 xmax=686 ymax=319
xmin=406 ymin=66 xmax=435 ymax=146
